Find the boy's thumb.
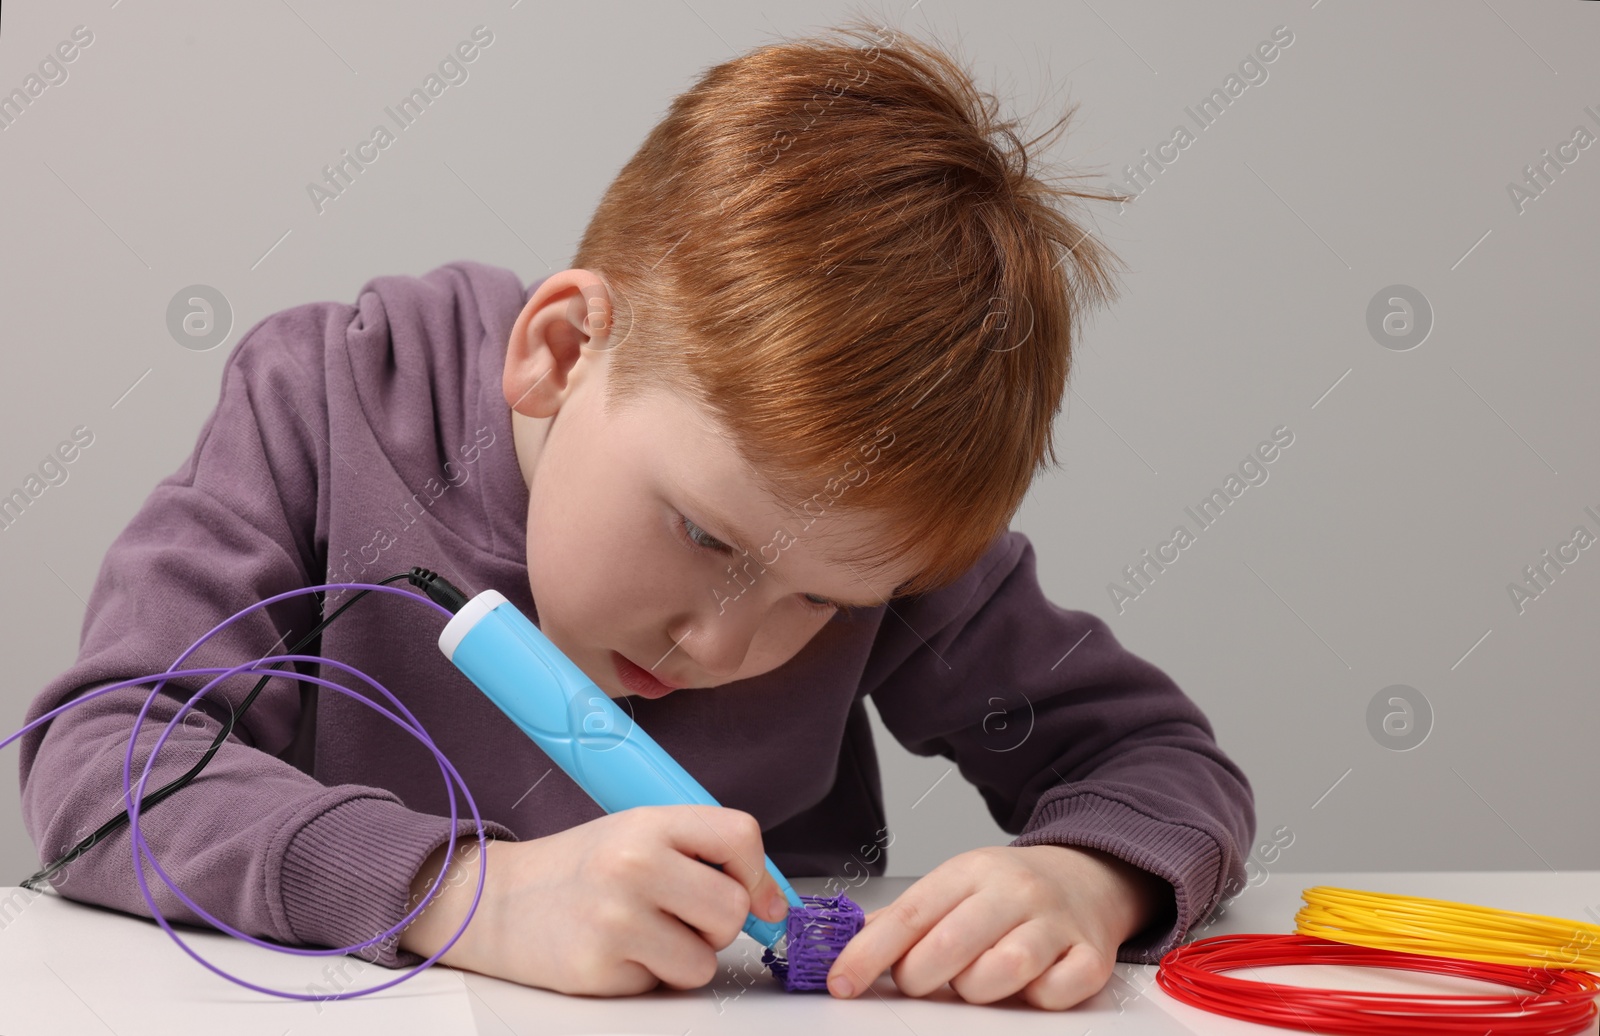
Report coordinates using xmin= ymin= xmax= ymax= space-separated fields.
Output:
xmin=757 ymin=875 xmax=789 ymax=921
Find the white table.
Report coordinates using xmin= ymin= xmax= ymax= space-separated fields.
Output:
xmin=2 ymin=872 xmax=1596 ymax=1035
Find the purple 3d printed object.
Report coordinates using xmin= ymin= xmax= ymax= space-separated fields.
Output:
xmin=762 ymin=893 xmax=866 ymax=992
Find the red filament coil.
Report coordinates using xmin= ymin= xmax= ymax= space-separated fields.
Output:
xmin=1156 ymin=933 xmax=1600 ymax=1036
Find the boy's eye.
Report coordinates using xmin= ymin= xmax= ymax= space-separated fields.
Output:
xmin=677 ymin=512 xmax=848 ymax=617
xmin=679 ymin=514 xmax=730 ymax=552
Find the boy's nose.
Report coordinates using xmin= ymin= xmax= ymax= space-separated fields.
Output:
xmin=671 ymin=606 xmax=764 ymax=682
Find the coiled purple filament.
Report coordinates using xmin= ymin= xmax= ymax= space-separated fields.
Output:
xmin=762 ymin=893 xmax=865 ymax=991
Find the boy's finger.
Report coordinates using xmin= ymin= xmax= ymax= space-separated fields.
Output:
xmin=827 ymin=879 xmax=966 ymax=999
xmin=659 ymin=805 xmax=782 ymax=917
xmin=654 ymin=849 xmax=773 ymax=947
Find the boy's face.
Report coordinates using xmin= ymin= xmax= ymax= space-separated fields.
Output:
xmin=504 ymin=270 xmax=914 ymax=701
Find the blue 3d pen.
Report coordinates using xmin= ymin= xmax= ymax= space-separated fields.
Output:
xmin=437 ymin=589 xmax=805 ymax=948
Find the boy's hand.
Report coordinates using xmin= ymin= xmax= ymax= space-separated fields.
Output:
xmin=397 ymin=805 xmax=790 ymax=996
xmin=826 ymin=844 xmax=1170 ymax=1010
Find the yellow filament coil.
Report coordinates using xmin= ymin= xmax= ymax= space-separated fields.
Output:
xmin=1294 ymin=886 xmax=1600 ymax=970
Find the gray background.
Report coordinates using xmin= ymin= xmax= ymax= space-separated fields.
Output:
xmin=1 ymin=0 xmax=1596 ymax=895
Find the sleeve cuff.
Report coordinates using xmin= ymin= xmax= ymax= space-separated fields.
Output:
xmin=279 ymin=795 xmax=519 ymax=969
xmin=1007 ymin=789 xmax=1227 ymax=964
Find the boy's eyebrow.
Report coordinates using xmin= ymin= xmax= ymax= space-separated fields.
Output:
xmin=688 ymin=498 xmax=889 ymax=609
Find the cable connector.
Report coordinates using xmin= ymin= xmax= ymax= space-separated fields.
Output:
xmin=408 ymin=567 xmax=471 ymax=614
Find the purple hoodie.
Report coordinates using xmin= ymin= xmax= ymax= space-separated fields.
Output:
xmin=18 ymin=260 xmax=1254 ymax=969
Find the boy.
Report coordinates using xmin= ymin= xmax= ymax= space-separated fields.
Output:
xmin=18 ymin=22 xmax=1253 ymax=1010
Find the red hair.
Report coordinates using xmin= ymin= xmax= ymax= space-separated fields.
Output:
xmin=573 ymin=16 xmax=1131 ymax=598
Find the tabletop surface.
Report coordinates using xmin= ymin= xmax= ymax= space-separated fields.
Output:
xmin=2 ymin=870 xmax=1597 ymax=1035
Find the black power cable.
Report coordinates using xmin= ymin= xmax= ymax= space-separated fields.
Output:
xmin=20 ymin=566 xmax=473 ymax=892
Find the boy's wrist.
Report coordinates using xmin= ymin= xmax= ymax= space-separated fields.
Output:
xmin=398 ymin=839 xmax=492 ymax=966
xmin=1025 ymin=843 xmax=1172 ymax=946
xmin=1077 ymin=846 xmax=1173 ymax=944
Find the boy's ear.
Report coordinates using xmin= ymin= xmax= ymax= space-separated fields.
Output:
xmin=503 ymin=269 xmax=614 ymax=417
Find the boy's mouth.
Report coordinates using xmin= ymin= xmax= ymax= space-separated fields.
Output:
xmin=612 ymin=651 xmax=687 ymax=698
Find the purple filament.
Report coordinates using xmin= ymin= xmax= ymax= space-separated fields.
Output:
xmin=1 ymin=580 xmax=486 ymax=1003
xmin=761 ymin=893 xmax=865 ymax=992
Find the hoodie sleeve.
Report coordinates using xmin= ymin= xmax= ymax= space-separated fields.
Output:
xmin=16 ymin=297 xmax=515 ymax=971
xmin=862 ymin=531 xmax=1256 ymax=963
